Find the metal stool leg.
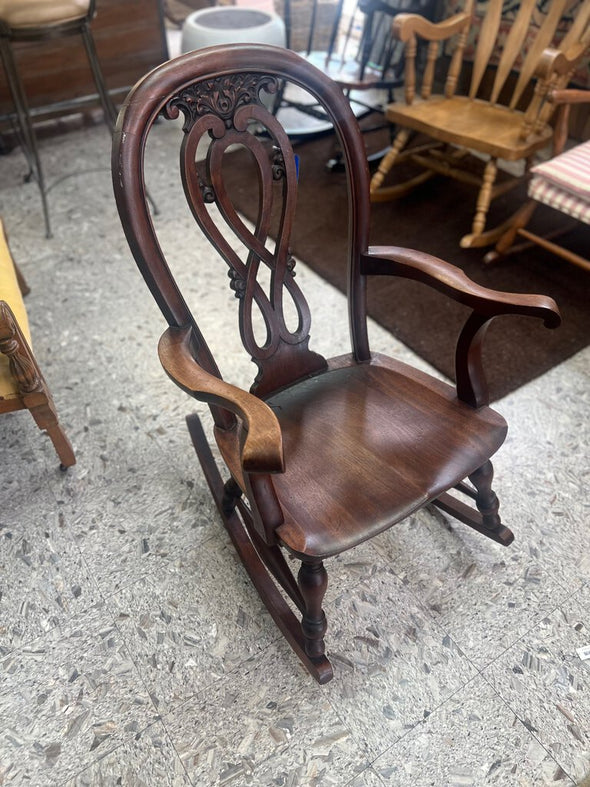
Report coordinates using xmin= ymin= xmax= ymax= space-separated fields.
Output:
xmin=80 ymin=22 xmax=157 ymax=215
xmin=80 ymin=22 xmax=117 ymax=131
xmin=0 ymin=36 xmax=52 ymax=238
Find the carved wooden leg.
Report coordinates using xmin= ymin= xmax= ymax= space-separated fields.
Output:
xmin=468 ymin=460 xmax=501 ymax=534
xmin=298 ymin=559 xmax=328 ymax=662
xmin=370 ymin=128 xmax=410 ymax=193
xmin=29 ymin=401 xmax=76 ymax=469
xmin=186 ymin=412 xmax=333 ymax=683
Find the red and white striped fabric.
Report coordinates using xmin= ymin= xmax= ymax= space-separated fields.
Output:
xmin=529 ymin=140 xmax=590 ymax=225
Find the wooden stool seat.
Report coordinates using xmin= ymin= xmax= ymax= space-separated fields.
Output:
xmin=0 ymin=0 xmax=115 ymax=237
xmin=0 ymin=1 xmax=90 ymax=28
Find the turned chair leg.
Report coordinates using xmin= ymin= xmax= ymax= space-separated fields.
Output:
xmin=370 ymin=128 xmax=410 ymax=193
xmin=298 ymin=558 xmax=328 ymax=662
xmin=30 ymin=401 xmax=75 ymax=469
xmin=470 ymin=158 xmax=498 ymax=238
xmin=468 ymin=460 xmax=501 ymax=533
xmin=222 ymin=476 xmax=243 ymax=515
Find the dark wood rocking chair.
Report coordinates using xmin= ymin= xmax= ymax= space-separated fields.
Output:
xmin=112 ymin=44 xmax=560 ymax=683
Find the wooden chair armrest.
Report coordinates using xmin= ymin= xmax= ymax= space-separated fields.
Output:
xmin=548 ymin=87 xmax=590 ymax=154
xmin=393 ymin=11 xmax=471 ymax=43
xmin=361 ymin=247 xmax=560 ymax=407
xmin=158 ymin=326 xmax=284 ymax=474
xmin=361 ymin=247 xmax=561 ymax=324
xmin=549 ymin=88 xmax=590 ymax=105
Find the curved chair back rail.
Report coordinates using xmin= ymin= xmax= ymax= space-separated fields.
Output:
xmin=112 ymin=44 xmax=560 ymax=682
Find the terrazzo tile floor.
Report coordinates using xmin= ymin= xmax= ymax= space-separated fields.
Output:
xmin=0 ymin=113 xmax=588 ymax=786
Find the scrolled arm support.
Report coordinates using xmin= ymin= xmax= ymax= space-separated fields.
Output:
xmin=158 ymin=326 xmax=284 ymax=474
xmin=361 ymin=247 xmax=561 ymax=407
xmin=0 ymin=301 xmax=41 ymax=394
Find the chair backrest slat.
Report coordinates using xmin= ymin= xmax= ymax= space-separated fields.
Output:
xmin=509 ymin=0 xmax=568 ymax=109
xmin=469 ymin=0 xmax=503 ymax=98
xmin=489 ymin=0 xmax=537 ymax=105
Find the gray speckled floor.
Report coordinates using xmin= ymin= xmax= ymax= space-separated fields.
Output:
xmin=0 ymin=113 xmax=588 ymax=787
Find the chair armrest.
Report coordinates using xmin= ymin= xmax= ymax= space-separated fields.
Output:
xmin=548 ymin=87 xmax=590 ymax=154
xmin=158 ymin=326 xmax=284 ymax=474
xmin=361 ymin=247 xmax=560 ymax=325
xmin=361 ymin=247 xmax=561 ymax=407
xmin=393 ymin=12 xmax=471 ymax=43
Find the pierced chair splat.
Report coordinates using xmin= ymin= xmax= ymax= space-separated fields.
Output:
xmin=112 ymin=44 xmax=560 ymax=683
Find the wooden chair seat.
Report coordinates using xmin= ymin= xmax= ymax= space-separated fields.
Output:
xmin=386 ymin=96 xmax=553 ymax=161
xmin=215 ymin=355 xmax=507 ymax=558
xmin=269 ymin=356 xmax=506 ymax=558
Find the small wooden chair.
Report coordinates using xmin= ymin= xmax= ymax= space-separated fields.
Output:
xmin=369 ymin=0 xmax=590 ymax=248
xmin=485 ymin=86 xmax=590 ymax=271
xmin=112 ymin=44 xmax=560 ymax=682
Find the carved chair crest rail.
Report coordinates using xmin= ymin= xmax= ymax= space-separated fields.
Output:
xmin=112 ymin=44 xmax=560 ymax=682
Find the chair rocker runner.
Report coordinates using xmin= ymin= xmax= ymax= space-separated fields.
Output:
xmin=369 ymin=0 xmax=590 ymax=248
xmin=112 ymin=44 xmax=560 ymax=683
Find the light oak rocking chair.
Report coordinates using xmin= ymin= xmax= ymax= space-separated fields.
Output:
xmin=112 ymin=44 xmax=560 ymax=683
xmin=370 ymin=0 xmax=590 ymax=248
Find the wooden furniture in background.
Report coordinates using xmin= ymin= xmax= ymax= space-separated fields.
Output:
xmin=369 ymin=0 xmax=590 ymax=248
xmin=112 ymin=44 xmax=560 ymax=682
xmin=0 ymin=0 xmax=166 ymax=238
xmin=485 ymin=87 xmax=590 ymax=271
xmin=0 ymin=218 xmax=75 ymax=469
xmin=0 ymin=0 xmax=167 ymax=137
xmin=0 ymin=0 xmax=115 ymax=238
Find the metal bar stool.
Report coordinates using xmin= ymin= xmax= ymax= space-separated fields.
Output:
xmin=0 ymin=0 xmax=117 ymax=238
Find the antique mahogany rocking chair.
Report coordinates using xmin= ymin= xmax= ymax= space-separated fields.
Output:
xmin=112 ymin=44 xmax=560 ymax=683
xmin=369 ymin=0 xmax=590 ymax=248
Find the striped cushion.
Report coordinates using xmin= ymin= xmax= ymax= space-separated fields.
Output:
xmin=530 ymin=140 xmax=590 ymax=199
xmin=528 ymin=177 xmax=590 ymax=225
xmin=529 ymin=140 xmax=590 ymax=226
